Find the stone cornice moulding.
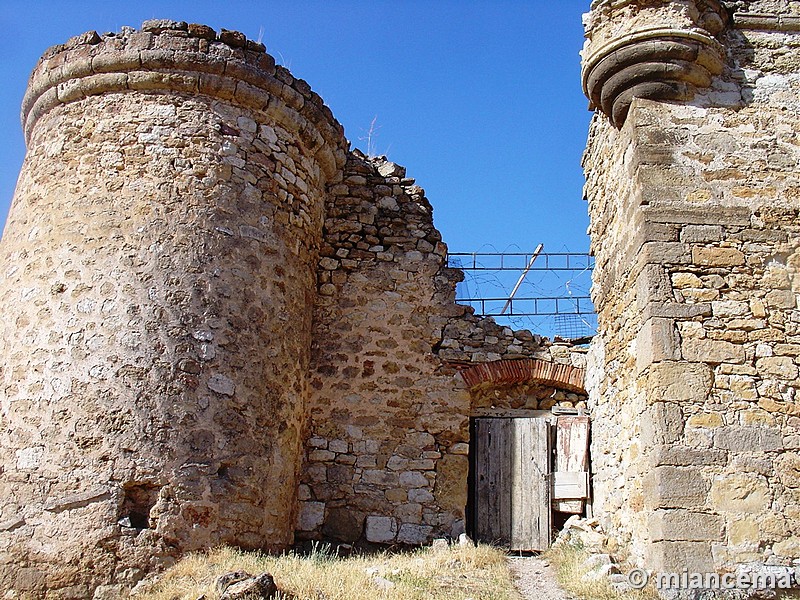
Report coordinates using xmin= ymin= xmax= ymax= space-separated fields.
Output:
xmin=581 ymin=26 xmax=726 ymax=126
xmin=732 ymin=12 xmax=800 ymax=31
xmin=581 ymin=26 xmax=725 ymax=95
xmin=21 ymin=21 xmax=348 ymax=179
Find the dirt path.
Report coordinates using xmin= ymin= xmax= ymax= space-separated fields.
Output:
xmin=508 ymin=556 xmax=575 ymax=600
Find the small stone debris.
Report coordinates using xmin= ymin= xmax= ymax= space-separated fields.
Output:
xmin=372 ymin=576 xmax=396 ymax=590
xmin=216 ymin=571 xmax=278 ymax=600
xmin=431 ymin=538 xmax=449 ymax=552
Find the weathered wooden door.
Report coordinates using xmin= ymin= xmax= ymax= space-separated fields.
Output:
xmin=473 ymin=417 xmax=551 ymax=551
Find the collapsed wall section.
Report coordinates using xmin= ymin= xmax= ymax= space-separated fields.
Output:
xmin=582 ymin=0 xmax=800 ymax=573
xmin=300 ymin=151 xmax=588 ymax=546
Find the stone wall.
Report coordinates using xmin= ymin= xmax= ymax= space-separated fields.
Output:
xmin=299 ymin=150 xmax=589 ymax=547
xmin=582 ymin=0 xmax=800 ymax=573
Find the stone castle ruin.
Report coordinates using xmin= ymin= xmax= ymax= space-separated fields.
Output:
xmin=0 ymin=0 xmax=798 ymax=597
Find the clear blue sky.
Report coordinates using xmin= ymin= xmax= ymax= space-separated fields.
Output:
xmin=0 ymin=1 xmax=592 ymax=257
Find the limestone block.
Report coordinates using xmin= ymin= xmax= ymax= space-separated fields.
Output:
xmin=713 ymin=426 xmax=783 ymax=452
xmin=687 ymin=413 xmax=724 ymax=429
xmin=646 ymin=362 xmax=712 ymax=404
xmin=641 ymin=403 xmax=685 ymax=446
xmin=397 ymin=523 xmax=433 ymax=545
xmin=648 ymin=541 xmax=715 ymax=573
xmin=711 ymin=300 xmax=750 ymax=318
xmin=385 ymin=488 xmax=407 ymax=503
xmin=650 ymin=445 xmax=726 ymax=467
xmin=636 ymin=264 xmax=673 ymax=306
xmin=775 ymin=453 xmax=800 ymax=488
xmin=636 ymin=317 xmax=681 ymax=372
xmin=365 ymin=516 xmax=398 ymax=544
xmin=408 ymin=489 xmax=434 ymax=503
xmin=680 ymin=225 xmax=723 ymax=243
xmin=729 ymin=516 xmax=760 ymax=546
xmin=692 ymin=247 xmax=745 ymax=267
xmin=682 ymin=338 xmax=745 ymax=364
xmin=710 ymin=474 xmax=770 ymax=513
xmin=759 ymin=398 xmax=800 ymax=416
xmin=648 ymin=509 xmax=724 ymax=542
xmin=756 ymin=356 xmax=799 ymax=379
xmin=773 ymin=538 xmax=800 ymax=558
xmin=765 ymin=289 xmax=796 ymax=309
xmin=642 ymin=242 xmax=691 ymax=265
xmin=399 ymin=472 xmax=428 ymax=489
xmin=645 ymin=301 xmax=712 ymax=320
xmin=449 ymin=443 xmax=469 ymax=455
xmin=328 ymin=440 xmax=349 ymax=453
xmin=434 ymin=454 xmax=469 ymax=514
xmin=671 ymin=272 xmax=703 ymax=288
xmin=297 ymin=502 xmax=325 ymax=531
xmin=643 ymin=467 xmax=709 ymax=509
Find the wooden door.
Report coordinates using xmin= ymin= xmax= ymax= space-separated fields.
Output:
xmin=473 ymin=417 xmax=551 ymax=551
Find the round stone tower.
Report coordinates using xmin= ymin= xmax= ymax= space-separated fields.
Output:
xmin=0 ymin=20 xmax=347 ymax=596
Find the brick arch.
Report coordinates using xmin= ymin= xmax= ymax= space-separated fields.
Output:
xmin=459 ymin=359 xmax=586 ymax=394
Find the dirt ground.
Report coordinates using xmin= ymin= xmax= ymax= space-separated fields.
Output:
xmin=509 ymin=555 xmax=575 ymax=600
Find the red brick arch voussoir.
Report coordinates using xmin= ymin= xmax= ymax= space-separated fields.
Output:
xmin=458 ymin=358 xmax=586 ymax=395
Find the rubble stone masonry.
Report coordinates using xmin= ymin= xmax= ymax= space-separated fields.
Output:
xmin=582 ymin=0 xmax=800 ymax=574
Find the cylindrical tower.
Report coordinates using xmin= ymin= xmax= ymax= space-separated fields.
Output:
xmin=0 ymin=20 xmax=346 ymax=596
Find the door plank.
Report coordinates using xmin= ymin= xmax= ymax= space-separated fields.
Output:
xmin=554 ymin=416 xmax=590 ymax=513
xmin=474 ymin=418 xmax=512 ymax=546
xmin=552 ymin=471 xmax=589 ymax=499
xmin=510 ymin=418 xmax=551 ymax=551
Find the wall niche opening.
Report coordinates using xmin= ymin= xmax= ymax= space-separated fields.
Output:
xmin=119 ymin=483 xmax=161 ymax=530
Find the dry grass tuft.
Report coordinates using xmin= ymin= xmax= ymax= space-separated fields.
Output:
xmin=135 ymin=542 xmax=521 ymax=600
xmin=544 ymin=543 xmax=659 ymax=600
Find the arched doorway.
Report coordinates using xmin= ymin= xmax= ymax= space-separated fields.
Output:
xmin=460 ymin=359 xmax=590 ymax=551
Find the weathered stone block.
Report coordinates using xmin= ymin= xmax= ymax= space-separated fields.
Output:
xmin=756 ymin=356 xmax=799 ymax=379
xmin=647 ymin=541 xmax=715 ymax=573
xmin=636 ymin=264 xmax=673 ymax=307
xmin=646 ymin=362 xmax=712 ymax=404
xmin=397 ymin=523 xmax=433 ymax=545
xmin=692 ymin=246 xmax=745 ymax=267
xmin=297 ymin=502 xmax=325 ymax=531
xmin=765 ymin=289 xmax=796 ymax=309
xmin=681 ymin=338 xmax=744 ymax=364
xmin=648 ymin=509 xmax=724 ymax=542
xmin=365 ymin=516 xmax=397 ymax=543
xmin=729 ymin=516 xmax=760 ymax=546
xmin=650 ymin=445 xmax=726 ymax=466
xmin=713 ymin=426 xmax=783 ymax=452
xmin=644 ymin=301 xmax=712 ymax=320
xmin=636 ymin=317 xmax=681 ymax=372
xmin=680 ymin=225 xmax=723 ymax=243
xmin=775 ymin=453 xmax=800 ymax=488
xmin=399 ymin=472 xmax=429 ymax=489
xmin=686 ymin=413 xmax=723 ymax=429
xmin=773 ymin=537 xmax=800 ymax=558
xmin=643 ymin=467 xmax=709 ymax=509
xmin=641 ymin=403 xmax=685 ymax=446
xmin=710 ymin=473 xmax=770 ymax=513
xmin=642 ymin=242 xmax=691 ymax=265
xmin=434 ymin=454 xmax=469 ymax=513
